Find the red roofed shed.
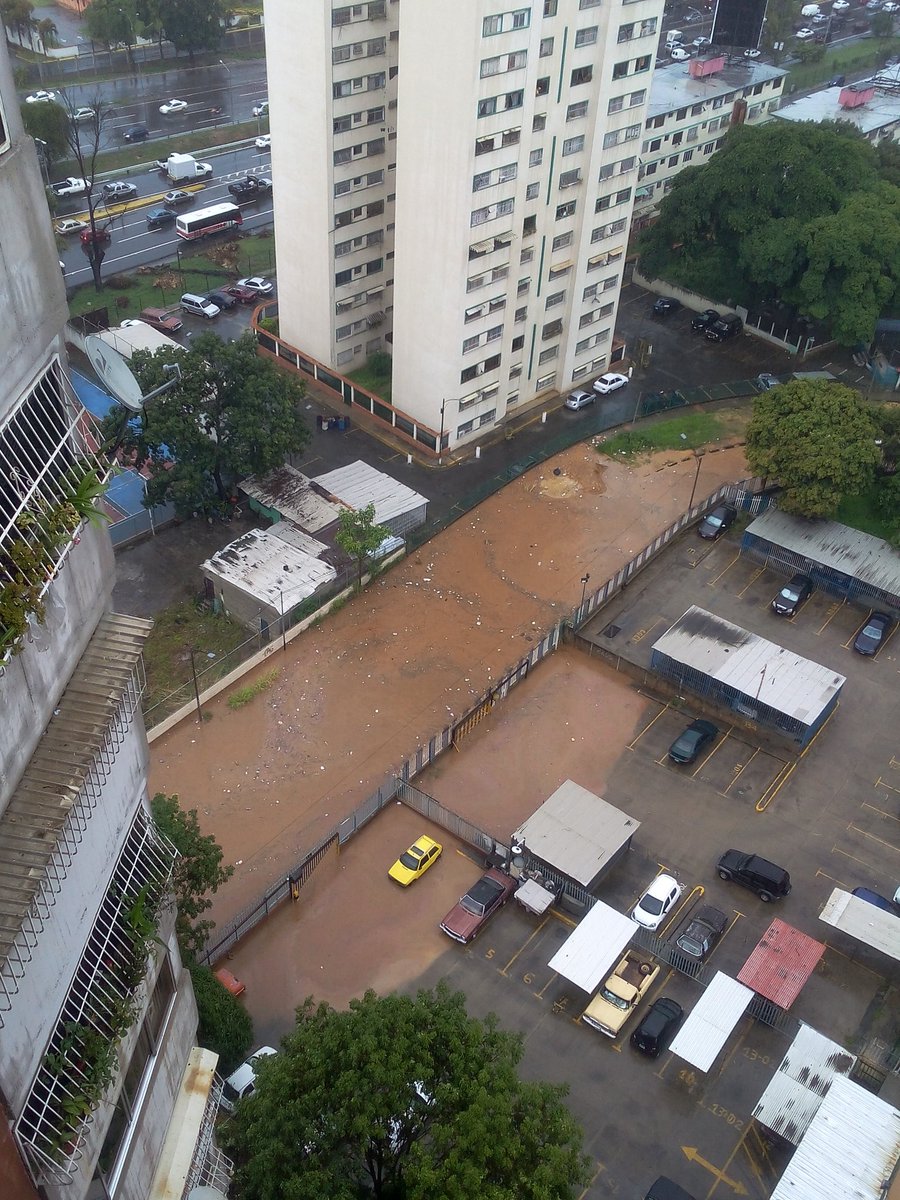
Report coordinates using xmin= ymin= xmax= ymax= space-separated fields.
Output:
xmin=737 ymin=918 xmax=825 ymax=1009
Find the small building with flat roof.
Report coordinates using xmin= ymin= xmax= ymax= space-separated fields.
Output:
xmin=312 ymin=459 xmax=428 ymax=536
xmin=753 ymin=1025 xmax=856 ymax=1146
xmin=741 ymin=508 xmax=900 ymax=613
xmin=511 ymin=779 xmax=640 ymax=893
xmin=650 ymin=606 xmax=845 ymax=746
xmin=774 ymin=69 xmax=900 ymax=144
xmin=737 ymin=918 xmax=826 ymax=1010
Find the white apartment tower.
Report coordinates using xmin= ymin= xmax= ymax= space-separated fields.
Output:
xmin=0 ymin=39 xmax=226 ymax=1200
xmin=267 ymin=0 xmax=664 ymax=453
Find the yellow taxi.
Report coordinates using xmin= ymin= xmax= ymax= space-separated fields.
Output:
xmin=388 ymin=834 xmax=443 ymax=886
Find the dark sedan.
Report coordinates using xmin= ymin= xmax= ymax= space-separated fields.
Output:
xmin=697 ymin=504 xmax=736 ymax=540
xmin=674 ymin=904 xmax=728 ymax=960
xmin=853 ymin=612 xmax=893 ymax=656
xmin=206 ymin=289 xmax=238 ymax=310
xmin=652 ymin=296 xmax=681 ymax=316
xmin=771 ymin=573 xmax=813 ymax=617
xmin=146 ymin=207 xmax=177 ymax=229
xmin=690 ymin=308 xmax=720 ymax=333
xmin=668 ymin=718 xmax=718 ymax=764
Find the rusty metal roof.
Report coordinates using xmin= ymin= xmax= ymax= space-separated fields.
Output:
xmin=753 ymin=1025 xmax=857 ymax=1145
xmin=737 ymin=918 xmax=825 ymax=1009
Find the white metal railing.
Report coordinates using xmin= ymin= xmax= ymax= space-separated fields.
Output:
xmin=16 ymin=810 xmax=177 ymax=1185
xmin=181 ymin=1078 xmax=233 ymax=1198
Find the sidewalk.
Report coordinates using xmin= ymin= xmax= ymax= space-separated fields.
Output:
xmin=148 ymin=441 xmax=750 ymax=929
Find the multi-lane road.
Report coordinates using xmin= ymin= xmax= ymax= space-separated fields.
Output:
xmin=57 ymin=141 xmax=274 ymax=286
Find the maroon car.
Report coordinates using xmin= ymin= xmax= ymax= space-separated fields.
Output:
xmin=439 ymin=867 xmax=515 ymax=944
xmin=138 ymin=307 xmax=183 ymax=334
xmin=225 ymin=283 xmax=259 ymax=305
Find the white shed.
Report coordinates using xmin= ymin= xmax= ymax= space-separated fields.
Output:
xmin=668 ymin=971 xmax=753 ymax=1072
xmin=547 ymin=900 xmax=638 ymax=994
xmin=312 ymin=459 xmax=428 ymax=535
xmin=752 ymin=1025 xmax=856 ymax=1145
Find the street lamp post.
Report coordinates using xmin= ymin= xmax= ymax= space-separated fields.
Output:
xmin=188 ymin=648 xmax=203 ymax=723
xmin=580 ymin=573 xmax=591 ymax=610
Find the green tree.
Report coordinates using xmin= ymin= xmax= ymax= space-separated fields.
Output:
xmin=151 ymin=791 xmax=233 ymax=957
xmin=0 ymin=0 xmax=35 ymax=42
xmin=159 ymin=0 xmax=223 ymax=63
xmin=746 ymin=380 xmax=881 ymax=516
xmin=189 ymin=962 xmax=253 ymax=1076
xmin=84 ymin=0 xmax=140 ymax=65
xmin=871 ymin=10 xmax=894 ymax=37
xmin=224 ymin=985 xmax=589 ymax=1200
xmin=335 ymin=501 xmax=389 ymax=589
xmin=21 ymin=99 xmax=69 ymax=164
xmin=101 ymin=332 xmax=309 ymax=518
xmin=58 ymin=92 xmax=118 ymax=291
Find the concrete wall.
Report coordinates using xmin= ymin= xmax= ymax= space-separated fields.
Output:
xmin=0 ymin=523 xmax=115 ymax=807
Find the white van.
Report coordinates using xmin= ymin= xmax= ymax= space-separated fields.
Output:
xmin=665 ymin=29 xmax=684 ymax=47
xmin=181 ymin=292 xmax=220 ymax=319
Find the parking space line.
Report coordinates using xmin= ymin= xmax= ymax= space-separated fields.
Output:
xmin=703 ymin=1123 xmax=752 ymax=1200
xmin=736 ymin=566 xmax=766 ymax=598
xmin=875 ymin=776 xmax=900 ymax=796
xmin=548 ymin=908 xmax=576 ymax=930
xmin=707 ymin=552 xmax=742 ymax=587
xmin=662 ymin=884 xmax=703 ymax=936
xmin=756 ymin=760 xmax=795 ymax=812
xmin=816 ymin=599 xmax=846 ymax=635
xmin=628 ymin=702 xmax=671 ymax=750
xmin=721 ymin=747 xmax=759 ymax=795
xmin=822 ymin=941 xmax=885 ymax=979
xmin=577 ymin=1161 xmax=606 ymax=1199
xmin=847 ymin=823 xmax=900 ymax=856
xmin=862 ymin=800 xmax=900 ymax=824
xmin=535 ymin=971 xmax=559 ymax=999
xmin=692 ymin=730 xmax=731 ymax=778
xmin=498 ymin=916 xmax=549 ymax=977
xmin=832 ymin=845 xmax=877 ymax=870
xmin=739 ymin=1134 xmax=772 ymax=1200
xmin=815 ymin=868 xmax=850 ymax=890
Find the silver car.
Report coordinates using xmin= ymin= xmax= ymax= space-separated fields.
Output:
xmin=564 ymin=389 xmax=595 ymax=411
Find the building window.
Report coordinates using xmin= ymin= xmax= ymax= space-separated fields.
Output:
xmin=668 ymin=154 xmax=679 ymax=167
xmin=533 ymin=113 xmax=547 ymax=131
xmin=552 ymin=231 xmax=573 ymax=251
xmin=575 ymin=26 xmax=597 ymax=46
xmin=634 ymin=55 xmax=651 ymax=72
xmin=555 ymin=200 xmax=575 ymax=220
xmin=523 ymin=214 xmax=537 ymax=235
xmin=520 ymin=246 xmax=534 ymax=263
xmin=562 ymin=134 xmax=584 ymax=156
xmin=463 ymin=335 xmax=480 ymax=353
xmin=618 ymin=22 xmax=635 ymax=42
xmin=537 ymin=372 xmax=557 ymax=389
xmin=630 ymin=88 xmax=646 ymax=106
xmin=559 ymin=168 xmax=581 ymax=188
xmin=526 ymin=181 xmax=539 ymax=199
xmin=567 ymin=100 xmax=588 ymax=121
xmin=512 ymin=334 xmax=525 ymax=350
xmin=478 ymin=97 xmax=498 ymax=118
xmin=540 ymin=36 xmax=554 ymax=55
xmin=536 ymin=76 xmax=550 ymax=96
xmin=529 ymin=148 xmax=543 ymax=167
xmin=502 ymin=127 xmax=521 ymax=146
xmin=542 ymin=319 xmax=563 ymax=340
xmin=613 ymin=61 xmax=628 ymax=80
xmin=546 ymin=291 xmax=565 ymax=309
xmin=608 ymin=95 xmax=624 ymax=114
xmin=544 ymin=0 xmax=558 ymax=14
xmin=571 ymin=65 xmax=593 ymax=86
xmin=539 ymin=346 xmax=559 ymax=364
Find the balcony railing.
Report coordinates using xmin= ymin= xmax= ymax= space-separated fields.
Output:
xmin=16 ymin=809 xmax=177 ymax=1184
xmin=0 ymin=611 xmax=154 ymax=1017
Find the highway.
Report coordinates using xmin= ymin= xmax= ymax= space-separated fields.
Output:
xmin=58 ymin=141 xmax=274 ymax=287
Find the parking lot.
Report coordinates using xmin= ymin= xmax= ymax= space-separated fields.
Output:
xmin=224 ymin=607 xmax=896 ymax=1198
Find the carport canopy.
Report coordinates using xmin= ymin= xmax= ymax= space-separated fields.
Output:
xmin=547 ymin=900 xmax=637 ymax=994
xmin=819 ymin=888 xmax=900 ymax=961
xmin=737 ymin=918 xmax=825 ymax=1009
xmin=669 ymin=971 xmax=754 ymax=1072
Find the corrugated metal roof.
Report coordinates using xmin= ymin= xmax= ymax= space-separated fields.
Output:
xmin=312 ymin=460 xmax=428 ymax=525
xmin=202 ymin=527 xmax=336 ymax=610
xmin=98 ymin=323 xmax=182 ymax=358
xmin=651 ymin=606 xmax=845 ymax=725
xmin=819 ymin=888 xmax=900 ymax=961
xmin=240 ymin=465 xmax=343 ymax=532
xmin=669 ymin=972 xmax=753 ymax=1072
xmin=512 ymin=780 xmax=640 ymax=888
xmin=547 ymin=901 xmax=637 ymax=994
xmin=737 ymin=919 xmax=825 ymax=1009
xmin=745 ymin=508 xmax=900 ymax=598
xmin=769 ymin=1075 xmax=900 ymax=1200
xmin=753 ymin=1025 xmax=856 ymax=1145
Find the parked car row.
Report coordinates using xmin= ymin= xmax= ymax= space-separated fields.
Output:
xmin=564 ymin=372 xmax=629 ymax=410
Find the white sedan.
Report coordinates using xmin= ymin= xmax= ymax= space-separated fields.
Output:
xmin=237 ymin=276 xmax=275 ymax=295
xmin=159 ymin=98 xmax=188 ymax=114
xmin=833 ymin=0 xmax=850 ymax=8
xmin=72 ymin=106 xmax=96 ymax=123
xmin=631 ymin=873 xmax=683 ymax=931
xmin=55 ymin=218 xmax=87 ymax=235
xmin=592 ymin=373 xmax=628 ymax=395
xmin=795 ymin=27 xmax=815 ymax=39
xmin=255 ymin=134 xmax=271 ymax=150
xmin=26 ymin=90 xmax=57 ymax=103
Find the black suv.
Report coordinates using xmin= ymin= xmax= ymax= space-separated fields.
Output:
xmin=690 ymin=308 xmax=720 ymax=333
xmin=706 ymin=314 xmax=743 ymax=343
xmin=717 ymin=850 xmax=791 ymax=902
xmin=630 ymin=997 xmax=683 ymax=1057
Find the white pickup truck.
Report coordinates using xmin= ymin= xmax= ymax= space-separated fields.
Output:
xmin=50 ymin=177 xmax=88 ymax=198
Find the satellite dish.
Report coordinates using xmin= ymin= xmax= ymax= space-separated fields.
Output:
xmin=85 ymin=333 xmax=144 ymax=411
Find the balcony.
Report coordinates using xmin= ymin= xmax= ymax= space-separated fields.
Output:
xmin=16 ymin=808 xmax=177 ymax=1184
xmin=0 ymin=611 xmax=153 ymax=1016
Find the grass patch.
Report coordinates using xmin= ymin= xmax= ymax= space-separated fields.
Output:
xmin=142 ymin=600 xmax=252 ymax=721
xmin=836 ymin=485 xmax=897 ymax=542
xmin=227 ymin=668 xmax=280 ymax=709
xmin=784 ymin=36 xmax=900 ymax=92
xmin=597 ymin=412 xmax=726 ymax=459
xmin=66 ymin=231 xmax=277 ymax=317
xmin=56 ymin=118 xmax=267 ymax=180
xmin=346 ymin=361 xmax=392 ymax=402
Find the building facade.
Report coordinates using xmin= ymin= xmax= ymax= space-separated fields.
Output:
xmin=633 ymin=57 xmax=785 ymax=229
xmin=0 ymin=40 xmax=225 ymax=1200
xmin=266 ymin=0 xmax=665 ymax=452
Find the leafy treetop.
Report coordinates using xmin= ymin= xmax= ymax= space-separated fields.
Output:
xmin=335 ymin=500 xmax=390 ymax=589
xmin=224 ymin=984 xmax=589 ymax=1200
xmin=745 ymin=379 xmax=881 ymax=517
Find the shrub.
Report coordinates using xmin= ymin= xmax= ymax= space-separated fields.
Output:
xmin=189 ymin=962 xmax=253 ymax=1076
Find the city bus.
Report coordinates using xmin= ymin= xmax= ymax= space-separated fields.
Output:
xmin=175 ymin=202 xmax=243 ymax=241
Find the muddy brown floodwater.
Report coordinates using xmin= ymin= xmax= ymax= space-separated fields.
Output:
xmin=149 ymin=442 xmax=748 ymax=927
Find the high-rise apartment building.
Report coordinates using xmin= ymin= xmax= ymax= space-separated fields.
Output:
xmin=0 ymin=40 xmax=227 ymax=1200
xmin=266 ymin=0 xmax=664 ymax=453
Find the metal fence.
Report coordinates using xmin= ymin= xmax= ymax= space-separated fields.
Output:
xmin=396 ymin=782 xmax=498 ymax=859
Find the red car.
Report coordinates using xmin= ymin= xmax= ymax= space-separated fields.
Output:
xmin=80 ymin=226 xmax=111 ymax=246
xmin=138 ymin=307 xmax=184 ymax=334
xmin=225 ymin=283 xmax=259 ymax=305
xmin=439 ymin=867 xmax=515 ymax=944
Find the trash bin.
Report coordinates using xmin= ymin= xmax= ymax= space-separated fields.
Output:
xmin=322 ymin=417 xmax=331 ymax=431
xmin=316 ymin=414 xmax=323 ymax=430
xmin=338 ymin=416 xmax=349 ymax=431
